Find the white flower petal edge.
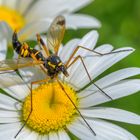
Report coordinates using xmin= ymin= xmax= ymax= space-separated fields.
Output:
xmin=80 ymin=107 xmax=140 ymax=124
xmin=79 ymin=79 xmax=140 ymax=108
xmin=0 ymin=72 xmax=30 ymax=100
xmin=25 ymin=0 xmax=97 ymax=24
xmin=65 ymin=14 xmax=101 ymax=29
xmin=72 ymin=118 xmax=138 ymax=140
xmin=0 ymin=39 xmax=7 ymax=60
xmin=78 ymin=67 xmax=140 ymax=97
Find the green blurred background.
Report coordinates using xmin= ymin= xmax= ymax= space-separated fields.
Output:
xmin=65 ymin=0 xmax=140 ymax=139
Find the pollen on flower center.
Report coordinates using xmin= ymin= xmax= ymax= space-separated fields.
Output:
xmin=0 ymin=6 xmax=25 ymax=30
xmin=22 ymin=82 xmax=78 ymax=134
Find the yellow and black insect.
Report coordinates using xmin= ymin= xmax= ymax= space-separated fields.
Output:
xmin=0 ymin=15 xmax=133 ymax=138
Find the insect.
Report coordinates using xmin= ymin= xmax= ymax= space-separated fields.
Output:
xmin=0 ymin=15 xmax=133 ymax=138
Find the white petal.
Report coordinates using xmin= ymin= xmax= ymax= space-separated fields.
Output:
xmin=16 ymin=128 xmax=32 ymax=140
xmin=0 ymin=110 xmax=18 ymax=117
xmin=59 ymin=39 xmax=80 ymax=63
xmin=0 ymin=93 xmax=18 ymax=110
xmin=78 ymin=67 xmax=140 ymax=97
xmin=0 ymin=21 xmax=13 ymax=41
xmin=49 ymin=132 xmax=59 ymax=140
xmin=18 ymin=66 xmax=46 ymax=87
xmin=89 ymin=47 xmax=134 ymax=80
xmin=22 ymin=131 xmax=39 ymax=140
xmin=78 ymin=30 xmax=99 ymax=50
xmin=25 ymin=0 xmax=63 ymax=22
xmin=79 ymin=79 xmax=140 ymax=107
xmin=41 ymin=135 xmax=48 ymax=140
xmin=67 ymin=119 xmax=103 ymax=140
xmin=0 ymin=72 xmax=29 ymax=100
xmin=2 ymin=0 xmax=17 ymax=9
xmin=70 ymin=44 xmax=113 ymax=89
xmin=0 ymin=117 xmax=19 ymax=123
xmin=0 ymin=123 xmax=22 ymax=140
xmin=79 ymin=118 xmax=138 ymax=140
xmin=80 ymin=107 xmax=140 ymax=124
xmin=58 ymin=131 xmax=70 ymax=140
xmin=0 ymin=110 xmax=19 ymax=123
xmin=65 ymin=14 xmax=101 ymax=29
xmin=64 ymin=31 xmax=99 ymax=86
xmin=18 ymin=0 xmax=35 ymax=14
xmin=58 ymin=0 xmax=92 ymax=13
xmin=19 ymin=19 xmax=50 ymax=41
xmin=76 ymin=47 xmax=134 ymax=90
xmin=25 ymin=0 xmax=93 ymax=23
xmin=0 ymin=39 xmax=7 ymax=60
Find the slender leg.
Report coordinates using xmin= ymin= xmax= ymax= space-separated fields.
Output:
xmin=65 ymin=45 xmax=133 ymax=66
xmin=14 ymin=78 xmax=50 ymax=138
xmin=36 ymin=34 xmax=50 ymax=56
xmin=67 ymin=55 xmax=112 ymax=100
xmin=56 ymin=78 xmax=96 ymax=136
xmin=29 ymin=52 xmax=48 ymax=75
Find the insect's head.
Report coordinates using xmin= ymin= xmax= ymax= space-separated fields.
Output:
xmin=46 ymin=55 xmax=69 ymax=77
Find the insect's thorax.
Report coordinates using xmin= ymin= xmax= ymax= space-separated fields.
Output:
xmin=44 ymin=55 xmax=68 ymax=78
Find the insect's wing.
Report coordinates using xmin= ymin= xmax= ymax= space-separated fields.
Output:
xmin=47 ymin=15 xmax=65 ymax=54
xmin=0 ymin=58 xmax=44 ymax=72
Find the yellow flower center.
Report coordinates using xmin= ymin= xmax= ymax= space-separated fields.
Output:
xmin=22 ymin=82 xmax=78 ymax=134
xmin=0 ymin=6 xmax=25 ymax=30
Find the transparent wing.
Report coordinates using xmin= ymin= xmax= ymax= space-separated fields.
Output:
xmin=47 ymin=15 xmax=65 ymax=54
xmin=0 ymin=58 xmax=44 ymax=71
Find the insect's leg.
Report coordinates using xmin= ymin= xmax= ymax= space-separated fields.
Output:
xmin=65 ymin=46 xmax=133 ymax=66
xmin=56 ymin=78 xmax=96 ymax=136
xmin=0 ymin=70 xmax=17 ymax=74
xmin=67 ymin=55 xmax=112 ymax=100
xmin=14 ymin=78 xmax=50 ymax=138
xmin=29 ymin=52 xmax=48 ymax=75
xmin=36 ymin=34 xmax=50 ymax=56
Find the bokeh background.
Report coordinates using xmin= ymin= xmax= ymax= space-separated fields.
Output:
xmin=64 ymin=0 xmax=140 ymax=139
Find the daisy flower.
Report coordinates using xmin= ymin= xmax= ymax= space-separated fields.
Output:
xmin=0 ymin=30 xmax=140 ymax=140
xmin=0 ymin=0 xmax=101 ymax=42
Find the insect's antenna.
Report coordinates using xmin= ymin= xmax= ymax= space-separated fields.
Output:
xmin=56 ymin=79 xmax=96 ymax=136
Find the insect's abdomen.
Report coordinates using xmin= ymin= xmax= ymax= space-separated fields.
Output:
xmin=12 ymin=31 xmax=22 ymax=54
xmin=31 ymin=49 xmax=45 ymax=61
xmin=12 ymin=31 xmax=44 ymax=61
xmin=20 ymin=43 xmax=30 ymax=57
